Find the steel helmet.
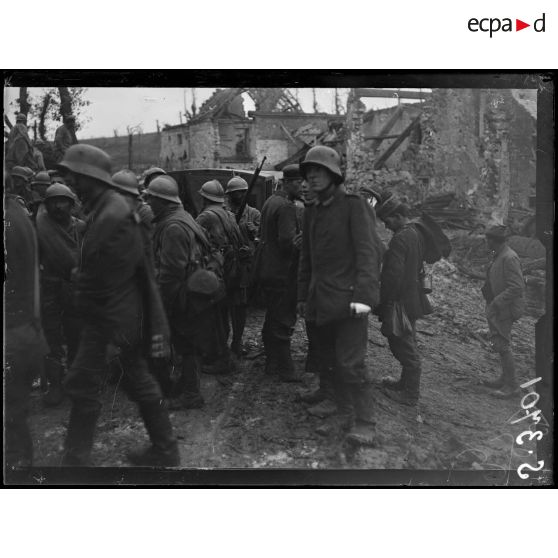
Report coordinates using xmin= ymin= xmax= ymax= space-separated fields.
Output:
xmin=16 ymin=113 xmax=27 ymax=123
xmin=146 ymin=175 xmax=181 ymax=204
xmin=11 ymin=166 xmax=33 ymax=180
xmin=300 ymin=146 xmax=343 ymax=182
xmin=57 ymin=144 xmax=113 ymax=187
xmin=141 ymin=167 xmax=167 ymax=186
xmin=199 ymin=180 xmax=225 ymax=203
xmin=112 ymin=169 xmax=140 ymax=196
xmin=31 ymin=171 xmax=52 ymax=186
xmin=226 ymin=176 xmax=248 ymax=193
xmin=45 ymin=182 xmax=76 ymax=203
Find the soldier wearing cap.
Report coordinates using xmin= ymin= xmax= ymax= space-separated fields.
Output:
xmin=481 ymin=224 xmax=525 ymax=398
xmin=196 ymin=180 xmax=245 ymax=373
xmin=298 ymin=146 xmax=382 ymax=446
xmin=225 ymin=175 xmax=261 ymax=357
xmin=375 ymin=193 xmax=432 ymax=407
xmin=255 ymin=163 xmax=304 ymax=383
xmin=6 ymin=113 xmax=38 ymax=171
xmin=56 ymin=144 xmax=179 ymax=467
xmin=145 ymin=175 xmax=220 ymax=410
xmin=35 ymin=183 xmax=85 ymax=406
xmin=54 ymin=114 xmax=78 ymax=163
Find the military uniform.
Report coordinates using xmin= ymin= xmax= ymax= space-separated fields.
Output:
xmin=5 ymin=195 xmax=48 ymax=468
xmin=54 ymin=123 xmax=77 ymax=162
xmin=299 ymin=187 xmax=381 ymax=386
xmin=197 ymin=204 xmax=245 ymax=364
xmin=152 ymin=204 xmax=217 ymax=406
xmin=481 ymin=235 xmax=525 ymax=395
xmin=62 ymin=188 xmax=174 ymax=464
xmin=379 ymin=222 xmax=432 ymax=401
xmin=257 ymin=189 xmax=301 ymax=380
xmin=35 ymin=203 xmax=84 ymax=404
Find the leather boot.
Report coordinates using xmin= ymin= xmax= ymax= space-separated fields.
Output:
xmin=346 ymin=383 xmax=377 ymax=446
xmin=334 ymin=381 xmax=355 ymax=431
xmin=127 ymin=400 xmax=180 ymax=467
xmin=276 ymin=339 xmax=301 ymax=383
xmin=383 ymin=367 xmax=420 ymax=406
xmin=62 ymin=405 xmax=100 ymax=466
xmin=43 ymin=356 xmax=65 ymax=407
xmin=493 ymin=351 xmax=520 ymax=399
xmin=381 ymin=367 xmax=408 ymax=391
xmin=168 ymin=354 xmax=204 ymax=410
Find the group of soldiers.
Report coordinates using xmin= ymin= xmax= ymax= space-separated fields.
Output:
xmin=5 ymin=134 xmax=526 ymax=469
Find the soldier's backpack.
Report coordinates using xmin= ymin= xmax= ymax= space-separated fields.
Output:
xmin=206 ymin=208 xmax=246 ymax=291
xmin=412 ymin=212 xmax=452 ymax=264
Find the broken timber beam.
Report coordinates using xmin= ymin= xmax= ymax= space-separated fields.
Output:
xmin=373 ymin=114 xmax=421 ymax=170
xmin=370 ymin=105 xmax=404 ymax=151
xmin=363 ymin=133 xmax=401 ymax=141
xmin=355 ymin=88 xmax=431 ymax=100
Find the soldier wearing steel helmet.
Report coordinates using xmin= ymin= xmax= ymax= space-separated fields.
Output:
xmin=56 ymin=144 xmax=179 ymax=467
xmin=112 ymin=169 xmax=154 ymax=230
xmin=196 ymin=180 xmax=244 ymax=373
xmin=225 ymin=175 xmax=261 ymax=357
xmin=298 ymin=145 xmax=382 ymax=447
xmin=145 ymin=175 xmax=220 ymax=410
xmin=256 ymin=164 xmax=303 ymax=383
xmin=35 ymin=183 xmax=85 ymax=406
xmin=140 ymin=166 xmax=167 ymax=194
xmin=225 ymin=176 xmax=261 ymax=246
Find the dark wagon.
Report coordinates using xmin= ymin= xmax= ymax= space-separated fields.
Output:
xmin=167 ymin=168 xmax=277 ymax=217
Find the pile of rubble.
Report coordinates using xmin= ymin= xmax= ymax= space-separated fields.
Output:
xmin=414 ymin=192 xmax=479 ymax=230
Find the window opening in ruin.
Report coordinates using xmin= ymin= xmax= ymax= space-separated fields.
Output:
xmin=177 ymin=133 xmax=183 ymax=145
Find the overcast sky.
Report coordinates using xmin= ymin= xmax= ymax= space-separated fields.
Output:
xmin=4 ymin=87 xmax=422 ymax=139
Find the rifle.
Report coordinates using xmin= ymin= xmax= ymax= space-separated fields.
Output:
xmin=236 ymin=156 xmax=266 ymax=224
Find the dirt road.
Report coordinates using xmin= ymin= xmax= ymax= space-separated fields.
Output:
xmin=28 ymin=265 xmax=543 ymax=481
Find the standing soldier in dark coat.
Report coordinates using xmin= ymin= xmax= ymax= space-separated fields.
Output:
xmin=112 ymin=169 xmax=155 ymax=230
xmin=146 ymin=175 xmax=221 ymax=409
xmin=36 ymin=183 xmax=85 ymax=406
xmin=9 ymin=166 xmax=36 ymax=213
xmin=139 ymin=167 xmax=168 ymax=195
xmin=225 ymin=176 xmax=261 ymax=357
xmin=298 ymin=146 xmax=382 ymax=446
xmin=481 ymin=225 xmax=525 ymax=398
xmin=57 ymin=144 xmax=179 ymax=467
xmin=54 ymin=114 xmax=78 ymax=162
xmin=29 ymin=171 xmax=53 ymax=221
xmin=376 ymin=194 xmax=433 ymax=406
xmin=196 ymin=180 xmax=243 ymax=373
xmin=257 ymin=165 xmax=303 ymax=382
xmin=4 ymin=192 xmax=48 ymax=468
xmin=6 ymin=114 xmax=38 ymax=172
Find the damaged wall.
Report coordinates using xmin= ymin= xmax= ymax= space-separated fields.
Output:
xmin=345 ymin=88 xmax=537 ymax=223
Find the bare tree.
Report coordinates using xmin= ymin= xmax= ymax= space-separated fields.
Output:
xmin=18 ymin=87 xmax=30 ymax=116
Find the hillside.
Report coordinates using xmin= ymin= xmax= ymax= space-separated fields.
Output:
xmin=82 ymin=132 xmax=161 ymax=172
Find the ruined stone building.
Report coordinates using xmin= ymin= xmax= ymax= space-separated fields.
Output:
xmin=159 ymin=88 xmax=345 ymax=172
xmin=345 ymin=88 xmax=537 ymax=227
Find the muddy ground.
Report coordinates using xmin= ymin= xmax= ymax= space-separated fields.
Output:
xmin=28 ymin=258 xmax=544 ymax=481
